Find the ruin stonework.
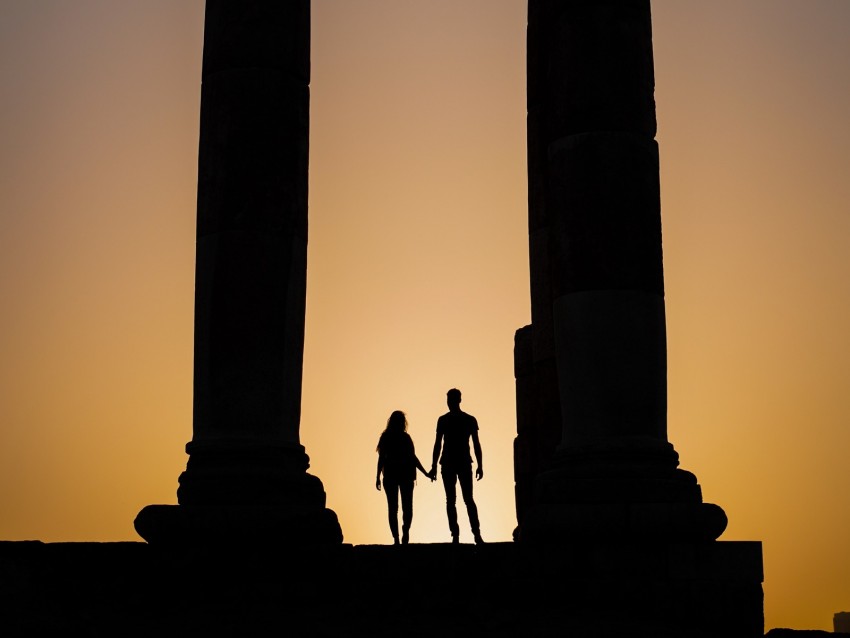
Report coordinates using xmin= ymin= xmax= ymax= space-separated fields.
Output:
xmin=1 ymin=541 xmax=764 ymax=638
xmin=513 ymin=3 xmax=765 ymax=634
xmin=134 ymin=0 xmax=341 ymax=545
xmin=517 ymin=0 xmax=727 ymax=543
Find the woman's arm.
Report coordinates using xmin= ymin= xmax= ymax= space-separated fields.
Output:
xmin=414 ymin=456 xmax=431 ymax=479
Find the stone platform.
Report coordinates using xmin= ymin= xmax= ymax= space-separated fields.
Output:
xmin=0 ymin=539 xmax=762 ymax=637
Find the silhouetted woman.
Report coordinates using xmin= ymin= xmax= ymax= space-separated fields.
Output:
xmin=375 ymin=410 xmax=431 ymax=545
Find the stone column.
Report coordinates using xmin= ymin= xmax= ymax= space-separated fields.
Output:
xmin=135 ymin=0 xmax=342 ymax=544
xmin=512 ymin=0 xmax=567 ymax=534
xmin=518 ymin=0 xmax=726 ymax=542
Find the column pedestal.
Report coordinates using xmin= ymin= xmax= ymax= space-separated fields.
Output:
xmin=135 ymin=441 xmax=342 ymax=544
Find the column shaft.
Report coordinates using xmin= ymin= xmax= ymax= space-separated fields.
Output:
xmin=519 ymin=0 xmax=726 ymax=542
xmin=135 ymin=0 xmax=342 ymax=544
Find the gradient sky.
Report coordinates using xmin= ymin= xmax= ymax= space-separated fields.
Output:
xmin=1 ymin=0 xmax=848 ymax=632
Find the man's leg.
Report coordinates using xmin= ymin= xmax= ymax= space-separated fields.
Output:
xmin=383 ymin=478 xmax=400 ymax=544
xmin=441 ymin=468 xmax=460 ymax=542
xmin=457 ymin=465 xmax=483 ymax=543
xmin=400 ymin=480 xmax=414 ymax=544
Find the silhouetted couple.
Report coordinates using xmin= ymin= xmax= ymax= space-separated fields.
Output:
xmin=375 ymin=388 xmax=485 ymax=545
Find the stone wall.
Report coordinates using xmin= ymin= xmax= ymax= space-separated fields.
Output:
xmin=1 ymin=540 xmax=762 ymax=638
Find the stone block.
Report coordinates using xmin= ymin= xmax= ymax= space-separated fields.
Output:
xmin=528 ymin=226 xmax=555 ymax=353
xmin=514 ymin=324 xmax=534 ymax=381
xmin=193 ymin=230 xmax=306 ymax=437
xmin=553 ymin=289 xmax=667 ymax=441
xmin=201 ymin=0 xmax=310 ymax=82
xmin=530 ymin=0 xmax=657 ymax=139
xmin=196 ymin=69 xmax=309 ymax=238
xmin=547 ymin=131 xmax=664 ymax=297
xmin=526 ymin=111 xmax=549 ymax=231
xmin=0 ymin=541 xmax=763 ymax=637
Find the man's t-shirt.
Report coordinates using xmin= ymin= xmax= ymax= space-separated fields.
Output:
xmin=436 ymin=410 xmax=478 ymax=469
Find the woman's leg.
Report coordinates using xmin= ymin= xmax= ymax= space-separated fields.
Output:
xmin=383 ymin=478 xmax=400 ymax=543
xmin=399 ymin=480 xmax=414 ymax=544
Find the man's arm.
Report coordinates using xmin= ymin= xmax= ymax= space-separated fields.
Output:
xmin=472 ymin=429 xmax=483 ymax=480
xmin=430 ymin=427 xmax=443 ymax=479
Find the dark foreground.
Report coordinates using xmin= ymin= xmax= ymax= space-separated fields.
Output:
xmin=1 ymin=540 xmax=763 ymax=638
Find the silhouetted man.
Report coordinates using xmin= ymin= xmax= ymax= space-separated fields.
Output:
xmin=429 ymin=388 xmax=484 ymax=544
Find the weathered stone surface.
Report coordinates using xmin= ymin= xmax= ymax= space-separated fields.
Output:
xmin=553 ymin=290 xmax=667 ymax=442
xmin=513 ymin=326 xmax=562 ymax=535
xmin=527 ymin=0 xmax=657 ymax=140
xmin=519 ymin=502 xmax=727 ymax=543
xmin=513 ymin=325 xmax=535 ymax=529
xmin=192 ymin=231 xmax=307 ymax=440
xmin=765 ymin=631 xmax=835 ymax=637
xmin=175 ymin=441 xmax=318 ymax=506
xmin=134 ymin=503 xmax=342 ymax=546
xmin=0 ymin=540 xmax=764 ymax=638
xmin=547 ymin=133 xmax=664 ymax=298
xmin=196 ymin=70 xmax=309 ymax=238
xmin=200 ymin=1 xmax=310 ymax=82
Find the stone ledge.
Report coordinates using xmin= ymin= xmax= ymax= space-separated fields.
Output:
xmin=0 ymin=540 xmax=763 ymax=638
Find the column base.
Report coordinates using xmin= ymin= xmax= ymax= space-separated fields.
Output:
xmin=518 ymin=501 xmax=727 ymax=543
xmin=518 ymin=437 xmax=727 ymax=542
xmin=135 ymin=439 xmax=343 ymax=545
xmin=134 ymin=503 xmax=343 ymax=545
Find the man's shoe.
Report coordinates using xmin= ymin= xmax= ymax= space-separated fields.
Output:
xmin=451 ymin=534 xmax=459 ymax=544
xmin=473 ymin=533 xmax=485 ymax=545
xmin=401 ymin=530 xmax=409 ymax=545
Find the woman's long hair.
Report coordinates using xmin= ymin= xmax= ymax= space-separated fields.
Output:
xmin=377 ymin=410 xmax=407 ymax=452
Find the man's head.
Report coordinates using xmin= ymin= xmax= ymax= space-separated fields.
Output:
xmin=447 ymin=388 xmax=461 ymax=410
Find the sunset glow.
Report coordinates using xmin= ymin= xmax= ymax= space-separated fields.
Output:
xmin=1 ymin=1 xmax=848 ymax=632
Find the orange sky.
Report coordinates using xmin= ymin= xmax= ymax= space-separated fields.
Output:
xmin=1 ymin=0 xmax=848 ymax=632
